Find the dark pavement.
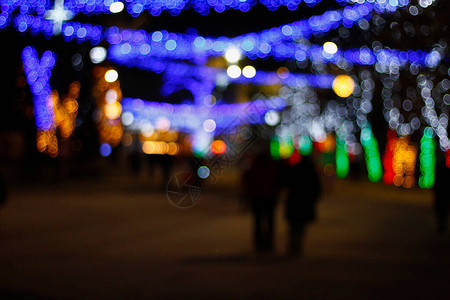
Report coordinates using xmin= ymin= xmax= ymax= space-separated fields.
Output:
xmin=0 ymin=172 xmax=449 ymax=299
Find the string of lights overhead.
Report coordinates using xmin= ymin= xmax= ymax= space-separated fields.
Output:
xmin=1 ymin=0 xmax=405 ymax=18
xmin=2 ymin=0 xmax=449 ymax=188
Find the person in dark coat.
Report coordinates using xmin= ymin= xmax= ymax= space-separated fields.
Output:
xmin=434 ymin=163 xmax=450 ymax=234
xmin=242 ymin=149 xmax=281 ymax=253
xmin=284 ymin=155 xmax=321 ymax=256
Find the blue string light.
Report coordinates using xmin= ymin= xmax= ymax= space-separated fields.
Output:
xmin=9 ymin=0 xmax=447 ymax=191
xmin=1 ymin=1 xmax=404 ymax=47
xmin=108 ymin=36 xmax=432 ymax=67
xmin=22 ymin=46 xmax=57 ymax=131
xmin=121 ymin=97 xmax=286 ymax=133
xmin=0 ymin=0 xmax=411 ymax=17
xmin=107 ymin=50 xmax=335 ymax=88
xmin=7 ymin=6 xmax=439 ymax=89
xmin=102 ymin=2 xmax=378 ymax=62
xmin=0 ymin=0 xmax=352 ymax=17
xmin=7 ymin=3 xmax=437 ymax=70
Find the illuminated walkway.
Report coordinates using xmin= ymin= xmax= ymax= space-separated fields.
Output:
xmin=0 ymin=174 xmax=449 ymax=299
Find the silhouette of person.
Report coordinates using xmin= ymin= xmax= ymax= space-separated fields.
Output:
xmin=284 ymin=155 xmax=321 ymax=256
xmin=242 ymin=148 xmax=281 ymax=253
xmin=434 ymin=163 xmax=450 ymax=234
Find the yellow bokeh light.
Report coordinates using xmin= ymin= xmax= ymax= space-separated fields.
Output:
xmin=142 ymin=141 xmax=180 ymax=155
xmin=168 ymin=142 xmax=179 ymax=155
xmin=332 ymin=75 xmax=355 ymax=98
xmin=104 ymin=102 xmax=122 ymax=119
xmin=392 ymin=137 xmax=417 ymax=188
xmin=142 ymin=141 xmax=155 ymax=154
xmin=36 ymin=130 xmax=58 ymax=157
xmin=242 ymin=65 xmax=256 ymax=78
xmin=161 ymin=142 xmax=169 ymax=154
xmin=93 ymin=66 xmax=123 ymax=146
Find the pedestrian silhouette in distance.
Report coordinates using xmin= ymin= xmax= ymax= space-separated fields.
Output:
xmin=284 ymin=155 xmax=321 ymax=257
xmin=434 ymin=162 xmax=450 ymax=234
xmin=241 ymin=146 xmax=282 ymax=253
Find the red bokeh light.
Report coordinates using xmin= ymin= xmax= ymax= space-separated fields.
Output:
xmin=211 ymin=140 xmax=226 ymax=155
xmin=446 ymin=150 xmax=450 ymax=168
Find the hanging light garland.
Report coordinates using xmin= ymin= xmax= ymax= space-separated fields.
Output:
xmin=5 ymin=0 xmax=449 ymax=189
xmin=0 ymin=0 xmax=409 ymax=18
xmin=121 ymin=96 xmax=286 ymax=134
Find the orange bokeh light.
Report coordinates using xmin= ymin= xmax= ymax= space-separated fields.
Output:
xmin=211 ymin=140 xmax=227 ymax=155
xmin=332 ymin=75 xmax=355 ymax=98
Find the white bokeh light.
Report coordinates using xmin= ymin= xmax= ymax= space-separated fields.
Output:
xmin=141 ymin=122 xmax=154 ymax=137
xmin=156 ymin=117 xmax=171 ymax=131
xmin=265 ymin=110 xmax=280 ymax=126
xmin=224 ymin=47 xmax=241 ymax=63
xmin=227 ymin=65 xmax=241 ymax=79
xmin=105 ymin=90 xmax=118 ymax=103
xmin=242 ymin=66 xmax=256 ymax=78
xmin=323 ymin=41 xmax=338 ymax=55
xmin=121 ymin=111 xmax=134 ymax=126
xmin=90 ymin=47 xmax=107 ymax=64
xmin=203 ymin=119 xmax=217 ymax=133
xmin=105 ymin=70 xmax=119 ymax=83
xmin=110 ymin=2 xmax=124 ymax=13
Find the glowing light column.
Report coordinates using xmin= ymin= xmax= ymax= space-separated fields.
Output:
xmin=92 ymin=66 xmax=124 ymax=149
xmin=382 ymin=130 xmax=397 ymax=185
xmin=361 ymin=127 xmax=382 ymax=182
xmin=419 ymin=128 xmax=436 ymax=189
xmin=392 ymin=137 xmax=417 ymax=188
xmin=336 ymin=139 xmax=349 ymax=178
xmin=22 ymin=47 xmax=56 ymax=131
xmin=22 ymin=46 xmax=59 ymax=156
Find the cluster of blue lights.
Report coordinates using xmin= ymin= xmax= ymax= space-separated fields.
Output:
xmin=52 ymin=1 xmax=375 ymax=56
xmin=8 ymin=0 xmax=438 ymax=142
xmin=0 ymin=0 xmax=411 ymax=17
xmin=121 ymin=97 xmax=286 ymax=133
xmin=108 ymin=49 xmax=335 ymax=87
xmin=7 ymin=2 xmax=439 ymax=105
xmin=22 ymin=46 xmax=57 ymax=131
xmin=7 ymin=2 xmax=435 ymax=71
xmin=123 ymin=0 xmax=327 ymax=16
xmin=103 ymin=2 xmax=376 ymax=61
xmin=109 ymin=37 xmax=435 ymax=67
xmin=8 ymin=13 xmax=104 ymax=44
xmin=6 ymin=0 xmax=449 ymax=190
xmin=0 ymin=0 xmax=352 ymax=18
